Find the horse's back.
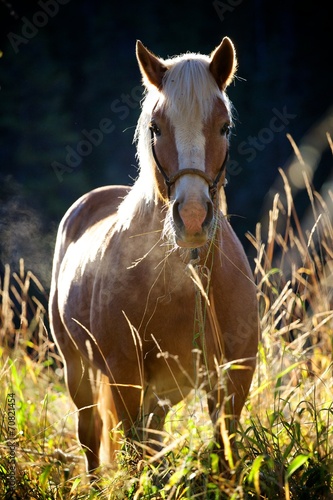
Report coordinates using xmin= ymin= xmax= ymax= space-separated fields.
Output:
xmin=51 ymin=184 xmax=128 ymax=286
xmin=58 ymin=185 xmax=129 ymax=248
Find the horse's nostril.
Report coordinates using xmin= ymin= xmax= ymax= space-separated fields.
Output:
xmin=203 ymin=202 xmax=214 ymax=228
xmin=172 ymin=201 xmax=183 ymax=229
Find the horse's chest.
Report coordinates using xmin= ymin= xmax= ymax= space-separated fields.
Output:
xmin=99 ymin=248 xmax=194 ymax=311
xmin=92 ymin=254 xmax=201 ymax=351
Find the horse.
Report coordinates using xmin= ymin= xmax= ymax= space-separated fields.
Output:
xmin=49 ymin=37 xmax=259 ymax=473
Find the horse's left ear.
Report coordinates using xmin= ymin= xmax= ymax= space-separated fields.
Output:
xmin=136 ymin=40 xmax=168 ymax=89
xmin=209 ymin=37 xmax=237 ymax=90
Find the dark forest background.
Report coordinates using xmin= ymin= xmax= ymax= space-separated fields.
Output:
xmin=0 ymin=0 xmax=332 ymax=288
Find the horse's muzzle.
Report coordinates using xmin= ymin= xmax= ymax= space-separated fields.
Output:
xmin=172 ymin=199 xmax=214 ymax=247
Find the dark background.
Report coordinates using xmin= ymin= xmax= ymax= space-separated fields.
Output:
xmin=0 ymin=0 xmax=332 ymax=288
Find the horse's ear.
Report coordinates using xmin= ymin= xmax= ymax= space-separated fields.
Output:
xmin=136 ymin=40 xmax=168 ymax=89
xmin=209 ymin=37 xmax=237 ymax=90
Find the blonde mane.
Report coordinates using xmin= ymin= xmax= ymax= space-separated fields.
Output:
xmin=116 ymin=52 xmax=233 ymax=230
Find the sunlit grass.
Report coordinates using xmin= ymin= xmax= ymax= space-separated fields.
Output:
xmin=1 ymin=148 xmax=333 ymax=497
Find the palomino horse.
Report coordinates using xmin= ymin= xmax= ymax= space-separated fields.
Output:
xmin=49 ymin=37 xmax=259 ymax=472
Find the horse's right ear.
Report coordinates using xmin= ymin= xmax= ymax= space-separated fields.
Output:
xmin=136 ymin=40 xmax=168 ymax=89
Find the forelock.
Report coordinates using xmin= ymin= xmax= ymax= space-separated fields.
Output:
xmin=160 ymin=54 xmax=232 ymax=122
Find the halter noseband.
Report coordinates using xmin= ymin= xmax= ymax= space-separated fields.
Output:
xmin=149 ymin=127 xmax=228 ymax=200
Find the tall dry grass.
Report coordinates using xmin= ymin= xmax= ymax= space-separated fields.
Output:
xmin=0 ymin=141 xmax=333 ymax=498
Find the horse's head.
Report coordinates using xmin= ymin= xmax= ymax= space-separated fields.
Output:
xmin=136 ymin=38 xmax=237 ymax=249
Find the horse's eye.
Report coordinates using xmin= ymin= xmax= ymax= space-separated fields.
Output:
xmin=220 ymin=123 xmax=230 ymax=136
xmin=150 ymin=122 xmax=161 ymax=137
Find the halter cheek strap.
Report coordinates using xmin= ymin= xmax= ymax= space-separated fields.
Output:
xmin=149 ymin=127 xmax=228 ymax=200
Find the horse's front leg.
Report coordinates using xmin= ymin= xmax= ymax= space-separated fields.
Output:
xmin=207 ymin=360 xmax=256 ymax=468
xmin=113 ymin=388 xmax=168 ymax=457
xmin=104 ymin=359 xmax=166 ymax=458
xmin=63 ymin=343 xmax=103 ymax=472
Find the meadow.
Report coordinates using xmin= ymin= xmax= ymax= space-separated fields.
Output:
xmin=1 ymin=152 xmax=333 ymax=498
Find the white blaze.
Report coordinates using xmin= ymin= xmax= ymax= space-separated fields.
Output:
xmin=173 ymin=116 xmax=209 ymax=198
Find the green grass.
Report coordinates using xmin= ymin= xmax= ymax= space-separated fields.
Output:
xmin=1 ymin=163 xmax=333 ymax=498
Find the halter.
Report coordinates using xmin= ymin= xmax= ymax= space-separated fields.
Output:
xmin=149 ymin=126 xmax=228 ymax=200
